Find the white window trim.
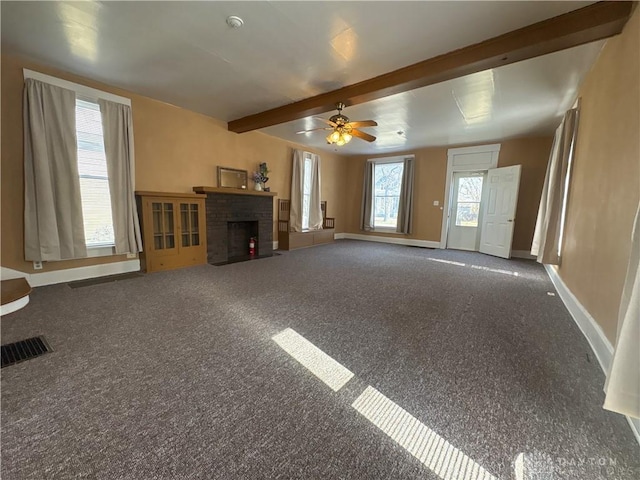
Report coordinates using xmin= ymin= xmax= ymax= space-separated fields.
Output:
xmin=369 ymin=155 xmax=413 ymax=233
xmin=23 ymin=69 xmax=131 ymax=106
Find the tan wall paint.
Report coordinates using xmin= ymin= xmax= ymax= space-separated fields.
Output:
xmin=556 ymin=9 xmax=640 ymax=344
xmin=344 ymin=136 xmax=552 ymax=251
xmin=1 ymin=54 xmax=348 ymax=274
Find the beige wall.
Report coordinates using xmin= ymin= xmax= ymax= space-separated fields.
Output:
xmin=344 ymin=136 xmax=553 ymax=251
xmin=556 ymin=9 xmax=640 ymax=344
xmin=1 ymin=54 xmax=349 ymax=274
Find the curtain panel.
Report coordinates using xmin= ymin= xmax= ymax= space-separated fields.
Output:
xmin=604 ymin=203 xmax=640 ymax=419
xmin=99 ymin=99 xmax=143 ymax=254
xmin=360 ymin=161 xmax=374 ymax=231
xmin=396 ymin=157 xmax=415 ymax=234
xmin=23 ymin=78 xmax=87 ymax=261
xmin=531 ymin=108 xmax=579 ymax=264
xmin=290 ymin=150 xmax=323 ymax=232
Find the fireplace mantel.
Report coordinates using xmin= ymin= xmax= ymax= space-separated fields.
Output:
xmin=193 ymin=186 xmax=277 ymax=197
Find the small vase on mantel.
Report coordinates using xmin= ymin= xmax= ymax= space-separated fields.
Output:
xmin=254 ymin=182 xmax=263 ymax=191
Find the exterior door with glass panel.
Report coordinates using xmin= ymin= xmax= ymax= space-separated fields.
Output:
xmin=447 ymin=172 xmax=485 ymax=251
xmin=479 ymin=165 xmax=521 ymax=259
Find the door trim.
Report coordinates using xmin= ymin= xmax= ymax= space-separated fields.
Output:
xmin=440 ymin=144 xmax=500 ymax=249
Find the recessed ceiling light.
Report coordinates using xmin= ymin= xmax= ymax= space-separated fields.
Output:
xmin=226 ymin=15 xmax=244 ymax=28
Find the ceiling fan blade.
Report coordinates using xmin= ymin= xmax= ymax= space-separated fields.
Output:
xmin=351 ymin=129 xmax=376 ymax=142
xmin=296 ymin=127 xmax=332 ymax=134
xmin=312 ymin=116 xmax=338 ymax=127
xmin=346 ymin=120 xmax=378 ymax=128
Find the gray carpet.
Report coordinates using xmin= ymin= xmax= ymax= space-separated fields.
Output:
xmin=1 ymin=240 xmax=638 ymax=479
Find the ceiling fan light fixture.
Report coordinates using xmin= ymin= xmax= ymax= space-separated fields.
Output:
xmin=342 ymin=131 xmax=352 ymax=143
xmin=330 ymin=130 xmax=341 ymax=143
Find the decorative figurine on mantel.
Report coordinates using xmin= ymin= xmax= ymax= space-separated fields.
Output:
xmin=252 ymin=163 xmax=270 ymax=191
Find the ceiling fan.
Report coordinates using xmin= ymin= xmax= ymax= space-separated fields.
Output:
xmin=296 ymin=102 xmax=377 ymax=146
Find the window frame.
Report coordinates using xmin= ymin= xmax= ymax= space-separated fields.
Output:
xmin=368 ymin=155 xmax=410 ymax=233
xmin=23 ymin=69 xmax=131 ymax=256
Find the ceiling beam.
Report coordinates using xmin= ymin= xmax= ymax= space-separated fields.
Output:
xmin=228 ymin=1 xmax=634 ymax=133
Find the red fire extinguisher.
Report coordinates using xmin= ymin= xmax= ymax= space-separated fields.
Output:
xmin=249 ymin=237 xmax=256 ymax=257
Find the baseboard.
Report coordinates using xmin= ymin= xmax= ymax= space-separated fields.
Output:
xmin=627 ymin=417 xmax=640 ymax=446
xmin=273 ymin=241 xmax=279 ymax=250
xmin=334 ymin=233 xmax=347 ymax=240
xmin=339 ymin=233 xmax=440 ymax=249
xmin=544 ymin=265 xmax=613 ymax=373
xmin=29 ymin=259 xmax=141 ymax=287
xmin=512 ymin=250 xmax=536 ymax=260
xmin=1 ymin=266 xmax=30 ymax=281
xmin=544 ymin=264 xmax=640 ymax=445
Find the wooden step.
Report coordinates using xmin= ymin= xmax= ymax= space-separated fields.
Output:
xmin=1 ymin=278 xmax=32 ymax=306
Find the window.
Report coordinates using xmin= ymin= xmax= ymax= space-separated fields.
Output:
xmin=454 ymin=175 xmax=484 ymax=227
xmin=373 ymin=161 xmax=404 ymax=230
xmin=301 ymin=155 xmax=313 ymax=230
xmin=76 ymin=98 xmax=115 ymax=247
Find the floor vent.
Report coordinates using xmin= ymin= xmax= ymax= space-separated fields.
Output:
xmin=1 ymin=336 xmax=52 ymax=368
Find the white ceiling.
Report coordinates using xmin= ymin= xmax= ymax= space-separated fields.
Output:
xmin=1 ymin=1 xmax=603 ymax=154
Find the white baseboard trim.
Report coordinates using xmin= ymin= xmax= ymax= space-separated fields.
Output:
xmin=544 ymin=265 xmax=613 ymax=373
xmin=29 ymin=259 xmax=141 ymax=287
xmin=1 ymin=266 xmax=30 ymax=281
xmin=626 ymin=417 xmax=640 ymax=446
xmin=512 ymin=250 xmax=536 ymax=260
xmin=339 ymin=233 xmax=440 ymax=249
xmin=544 ymin=264 xmax=640 ymax=444
xmin=273 ymin=241 xmax=279 ymax=250
xmin=334 ymin=233 xmax=347 ymax=240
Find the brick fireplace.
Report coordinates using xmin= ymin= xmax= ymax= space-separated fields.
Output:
xmin=193 ymin=187 xmax=276 ymax=264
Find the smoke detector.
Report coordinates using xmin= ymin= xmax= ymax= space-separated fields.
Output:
xmin=226 ymin=15 xmax=244 ymax=28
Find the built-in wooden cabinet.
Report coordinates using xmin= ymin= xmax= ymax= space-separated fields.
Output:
xmin=136 ymin=191 xmax=207 ymax=272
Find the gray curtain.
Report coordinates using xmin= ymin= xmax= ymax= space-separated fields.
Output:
xmin=360 ymin=161 xmax=374 ymax=231
xmin=396 ymin=157 xmax=415 ymax=234
xmin=290 ymin=150 xmax=322 ymax=232
xmin=531 ymin=108 xmax=579 ymax=264
xmin=99 ymin=99 xmax=143 ymax=254
xmin=23 ymin=78 xmax=87 ymax=261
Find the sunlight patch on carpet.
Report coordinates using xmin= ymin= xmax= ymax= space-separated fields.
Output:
xmin=272 ymin=328 xmax=354 ymax=392
xmin=428 ymin=258 xmax=519 ymax=277
xmin=353 ymin=386 xmax=497 ymax=480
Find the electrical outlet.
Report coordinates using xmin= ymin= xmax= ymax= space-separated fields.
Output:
xmin=126 ymin=253 xmax=137 ymax=259
xmin=433 ymin=200 xmax=440 ymax=206
xmin=33 ymin=261 xmax=43 ymax=270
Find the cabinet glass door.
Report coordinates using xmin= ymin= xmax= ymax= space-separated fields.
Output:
xmin=180 ymin=203 xmax=200 ymax=247
xmin=151 ymin=202 xmax=176 ymax=250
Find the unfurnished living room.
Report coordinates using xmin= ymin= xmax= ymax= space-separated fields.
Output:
xmin=1 ymin=1 xmax=639 ymax=479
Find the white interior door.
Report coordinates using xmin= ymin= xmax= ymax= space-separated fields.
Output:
xmin=447 ymin=172 xmax=485 ymax=251
xmin=479 ymin=165 xmax=521 ymax=259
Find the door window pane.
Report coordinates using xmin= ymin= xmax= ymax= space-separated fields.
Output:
xmin=455 ymin=176 xmax=484 ymax=227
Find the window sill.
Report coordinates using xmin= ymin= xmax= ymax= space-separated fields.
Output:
xmin=372 ymin=228 xmax=403 ymax=235
xmin=87 ymin=245 xmax=116 ymax=258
